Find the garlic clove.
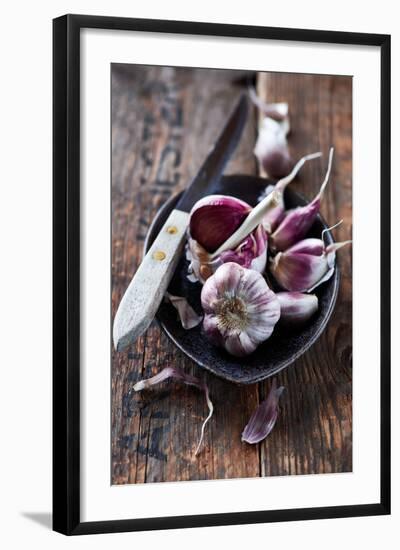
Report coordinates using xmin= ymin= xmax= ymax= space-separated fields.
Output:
xmin=249 ymin=87 xmax=293 ymax=179
xmin=270 ymin=148 xmax=334 ymax=251
xmin=212 ymin=258 xmax=243 ymax=294
xmin=225 ymin=331 xmax=257 ymax=358
xmin=286 ymin=237 xmax=325 ymax=256
xmin=276 ymin=292 xmax=318 ymax=324
xmin=254 ymin=117 xmax=293 ymax=179
xmin=260 ymin=152 xmax=323 ymax=234
xmin=270 ymin=235 xmax=351 ymax=293
xmin=189 ymin=194 xmax=251 ymax=253
xmin=270 ymin=250 xmax=329 ymax=292
xmin=187 ymin=194 xmax=269 ymax=284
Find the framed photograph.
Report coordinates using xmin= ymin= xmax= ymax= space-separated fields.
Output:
xmin=53 ymin=14 xmax=390 ymax=535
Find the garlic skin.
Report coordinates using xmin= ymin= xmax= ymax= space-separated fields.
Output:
xmin=242 ymin=379 xmax=284 ymax=444
xmin=276 ymin=292 xmax=318 ymax=324
xmin=165 ymin=293 xmax=203 ymax=329
xmin=187 ymin=225 xmax=267 ymax=284
xmin=260 ymin=184 xmax=285 ymax=234
xmin=201 ymin=262 xmax=281 ymax=357
xmin=270 ymin=237 xmax=351 ymax=293
xmin=186 ymin=239 xmax=224 ymax=284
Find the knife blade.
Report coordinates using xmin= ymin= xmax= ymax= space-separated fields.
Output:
xmin=113 ymin=94 xmax=249 ymax=351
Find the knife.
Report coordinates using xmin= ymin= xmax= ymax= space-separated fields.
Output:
xmin=113 ymin=94 xmax=249 ymax=351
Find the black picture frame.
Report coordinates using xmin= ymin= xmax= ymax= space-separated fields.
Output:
xmin=53 ymin=14 xmax=391 ymax=535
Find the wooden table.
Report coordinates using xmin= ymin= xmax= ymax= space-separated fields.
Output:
xmin=111 ymin=65 xmax=352 ymax=484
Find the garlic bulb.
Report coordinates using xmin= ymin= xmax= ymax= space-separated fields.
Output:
xmin=270 ymin=237 xmax=351 ymax=293
xmin=276 ymin=292 xmax=318 ymax=324
xmin=270 ymin=147 xmax=334 ymax=251
xmin=201 ymin=262 xmax=281 ymax=357
xmin=187 ymin=195 xmax=268 ymax=284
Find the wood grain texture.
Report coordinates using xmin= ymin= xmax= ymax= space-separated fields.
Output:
xmin=111 ymin=66 xmax=352 ymax=484
xmin=257 ymin=72 xmax=352 ymax=476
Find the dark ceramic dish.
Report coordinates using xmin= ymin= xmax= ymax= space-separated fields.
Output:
xmin=144 ymin=175 xmax=339 ymax=384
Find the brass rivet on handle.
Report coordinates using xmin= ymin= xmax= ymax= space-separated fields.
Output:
xmin=166 ymin=225 xmax=178 ymax=234
xmin=152 ymin=250 xmax=166 ymax=261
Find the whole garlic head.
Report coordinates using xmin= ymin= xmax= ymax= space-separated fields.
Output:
xmin=201 ymin=262 xmax=281 ymax=357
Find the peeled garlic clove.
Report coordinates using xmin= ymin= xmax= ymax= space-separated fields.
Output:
xmin=201 ymin=262 xmax=281 ymax=357
xmin=276 ymin=292 xmax=318 ymax=324
xmin=189 ymin=195 xmax=251 ymax=253
xmin=270 ymin=148 xmax=334 ymax=252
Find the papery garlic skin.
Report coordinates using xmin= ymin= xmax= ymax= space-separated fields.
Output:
xmin=201 ymin=262 xmax=281 ymax=357
xmin=276 ymin=292 xmax=318 ymax=324
xmin=186 ymin=238 xmax=224 ymax=284
xmin=270 ymin=237 xmax=351 ymax=293
xmin=165 ymin=293 xmax=203 ymax=329
xmin=187 ymin=224 xmax=268 ymax=284
xmin=241 ymin=378 xmax=284 ymax=444
xmin=260 ymin=184 xmax=286 ymax=234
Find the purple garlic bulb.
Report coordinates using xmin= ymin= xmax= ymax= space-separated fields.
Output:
xmin=201 ymin=262 xmax=281 ymax=357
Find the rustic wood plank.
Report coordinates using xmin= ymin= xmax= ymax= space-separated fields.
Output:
xmin=257 ymin=73 xmax=352 ymax=475
xmin=112 ymin=65 xmax=260 ymax=484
